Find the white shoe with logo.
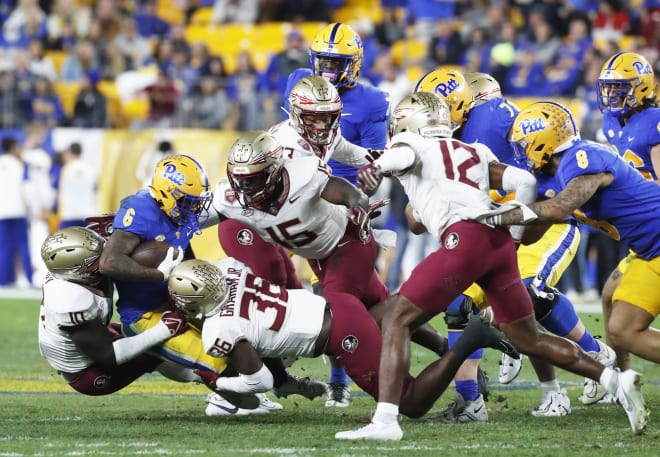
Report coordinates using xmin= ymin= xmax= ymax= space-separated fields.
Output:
xmin=205 ymin=393 xmax=270 ymax=416
xmin=615 ymin=369 xmax=649 ymax=435
xmin=498 ymin=353 xmax=523 ymax=384
xmin=435 ymin=393 xmax=488 ymax=422
xmin=580 ymin=339 xmax=617 ymax=405
xmin=335 ymin=421 xmax=403 ymax=441
xmin=531 ymin=389 xmax=571 ymax=417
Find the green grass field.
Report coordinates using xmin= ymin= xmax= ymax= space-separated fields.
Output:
xmin=1 ymin=297 xmax=658 ymax=457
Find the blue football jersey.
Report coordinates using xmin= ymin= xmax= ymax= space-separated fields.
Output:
xmin=112 ymin=189 xmax=194 ymax=324
xmin=602 ymin=107 xmax=660 ymax=181
xmin=461 ymin=98 xmax=520 ymax=166
xmin=555 ymin=140 xmax=660 ymax=259
xmin=284 ymin=68 xmax=389 ymax=184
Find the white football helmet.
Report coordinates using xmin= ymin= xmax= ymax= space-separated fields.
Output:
xmin=465 ymin=72 xmax=502 ymax=106
xmin=168 ymin=259 xmax=228 ymax=319
xmin=389 ymin=91 xmax=453 ymax=139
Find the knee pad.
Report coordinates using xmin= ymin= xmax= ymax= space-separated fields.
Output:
xmin=526 ymin=282 xmax=559 ymax=321
xmin=444 ymin=295 xmax=476 ymax=331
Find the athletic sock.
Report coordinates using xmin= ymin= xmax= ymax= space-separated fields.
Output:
xmin=455 ymin=379 xmax=479 ymax=402
xmin=330 ymin=367 xmax=348 ymax=386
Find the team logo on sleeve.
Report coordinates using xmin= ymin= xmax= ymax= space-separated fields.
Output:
xmin=341 ymin=335 xmax=359 ymax=353
xmin=444 ymin=232 xmax=459 ymax=250
xmin=237 ymin=229 xmax=254 ymax=246
xmin=93 ymin=375 xmax=111 ymax=389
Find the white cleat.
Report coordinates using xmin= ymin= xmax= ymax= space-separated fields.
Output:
xmin=256 ymin=393 xmax=283 ymax=411
xmin=205 ymin=393 xmax=270 ymax=416
xmin=531 ymin=389 xmax=571 ymax=417
xmin=498 ymin=353 xmax=523 ymax=384
xmin=615 ymin=369 xmax=649 ymax=435
xmin=335 ymin=421 xmax=403 ymax=441
xmin=435 ymin=393 xmax=488 ymax=422
xmin=325 ymin=382 xmax=351 ymax=408
xmin=580 ymin=339 xmax=617 ymax=405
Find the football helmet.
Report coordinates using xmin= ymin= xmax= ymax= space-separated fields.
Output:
xmin=41 ymin=226 xmax=105 ymax=284
xmin=150 ymin=154 xmax=212 ymax=234
xmin=226 ymin=131 xmax=285 ymax=208
xmin=414 ymin=68 xmax=474 ymax=130
xmin=168 ymin=259 xmax=228 ymax=319
xmin=310 ymin=22 xmax=363 ymax=88
xmin=389 ymin=91 xmax=453 ymax=139
xmin=597 ymin=51 xmax=656 ymax=117
xmin=288 ymin=75 xmax=342 ymax=150
xmin=510 ymin=101 xmax=581 ymax=172
xmin=465 ymin=72 xmax=502 ymax=106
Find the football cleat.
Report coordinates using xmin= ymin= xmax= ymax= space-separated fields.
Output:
xmin=531 ymin=389 xmax=571 ymax=417
xmin=580 ymin=339 xmax=617 ymax=405
xmin=335 ymin=421 xmax=403 ymax=441
xmin=615 ymin=369 xmax=649 ymax=434
xmin=477 ymin=366 xmax=490 ymax=402
xmin=272 ymin=374 xmax=327 ymax=400
xmin=255 ymin=393 xmax=283 ymax=411
xmin=435 ymin=393 xmax=488 ymax=423
xmin=204 ymin=393 xmax=269 ymax=416
xmin=498 ymin=353 xmax=523 ymax=384
xmin=325 ymin=382 xmax=351 ymax=408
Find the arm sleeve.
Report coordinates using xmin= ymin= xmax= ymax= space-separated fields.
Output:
xmin=214 ymin=364 xmax=274 ymax=394
xmin=332 ymin=136 xmax=370 ymax=167
xmin=375 ymin=145 xmax=416 ymax=174
xmin=112 ymin=321 xmax=171 ymax=365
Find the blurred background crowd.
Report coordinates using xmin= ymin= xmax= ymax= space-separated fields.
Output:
xmin=0 ymin=0 xmax=658 ymax=300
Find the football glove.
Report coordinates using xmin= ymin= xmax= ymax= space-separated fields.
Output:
xmin=157 ymin=246 xmax=184 ymax=280
xmin=160 ymin=308 xmax=188 ymax=337
xmin=357 ymin=163 xmax=383 ymax=195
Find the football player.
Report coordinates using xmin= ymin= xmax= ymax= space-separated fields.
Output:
xmin=283 ymin=23 xmax=390 ymax=406
xmin=415 ymin=69 xmax=615 ymax=416
xmin=337 ymin=93 xmax=648 ymax=440
xmin=493 ymin=100 xmax=657 ymax=422
xmin=167 ymin=257 xmax=511 ymax=419
xmin=98 ymin=154 xmax=305 ymax=414
xmin=39 ymin=226 xmax=189 ymax=395
xmin=596 ymin=51 xmax=660 ymax=372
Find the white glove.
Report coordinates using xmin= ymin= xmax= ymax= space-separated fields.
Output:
xmin=157 ymin=246 xmax=184 ymax=280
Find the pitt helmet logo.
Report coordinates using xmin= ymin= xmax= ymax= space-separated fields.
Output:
xmin=434 ymin=78 xmax=460 ymax=98
xmin=520 ymin=117 xmax=546 ymax=135
xmin=163 ymin=163 xmax=185 ymax=185
xmin=632 ymin=60 xmax=652 ymax=75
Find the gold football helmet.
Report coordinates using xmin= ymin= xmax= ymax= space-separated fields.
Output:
xmin=226 ymin=131 xmax=285 ymax=208
xmin=465 ymin=72 xmax=502 ymax=106
xmin=414 ymin=68 xmax=474 ymax=130
xmin=168 ymin=259 xmax=228 ymax=319
xmin=150 ymin=154 xmax=212 ymax=233
xmin=288 ymin=75 xmax=342 ymax=151
xmin=389 ymin=91 xmax=453 ymax=139
xmin=510 ymin=101 xmax=581 ymax=172
xmin=310 ymin=22 xmax=363 ymax=88
xmin=597 ymin=51 xmax=656 ymax=117
xmin=41 ymin=226 xmax=105 ymax=284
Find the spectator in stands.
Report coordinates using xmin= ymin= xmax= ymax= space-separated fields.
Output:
xmin=14 ymin=5 xmax=47 ymax=47
xmin=72 ymin=70 xmax=108 ymax=128
xmin=201 ymin=55 xmax=228 ymax=87
xmin=45 ymin=0 xmax=91 ymax=50
xmin=29 ymin=76 xmax=65 ymax=127
xmin=27 ymin=38 xmax=57 ymax=81
xmin=134 ymin=0 xmax=170 ymax=39
xmin=143 ymin=37 xmax=175 ymax=73
xmin=212 ymin=0 xmax=259 ymax=24
xmin=94 ymin=0 xmax=121 ymax=40
xmin=169 ymin=22 xmax=190 ymax=55
xmin=0 ymin=136 xmax=32 ymax=287
xmin=12 ymin=50 xmax=36 ymax=109
xmin=265 ymin=30 xmax=308 ymax=122
xmin=181 ymin=74 xmax=231 ymax=129
xmin=135 ymin=130 xmax=176 ymax=189
xmin=226 ymin=50 xmax=267 ymax=131
xmin=273 ymin=0 xmax=331 ymax=22
xmin=60 ymin=39 xmax=99 ymax=82
xmin=2 ymin=0 xmax=45 ymax=46
xmin=168 ymin=47 xmax=198 ymax=95
xmin=100 ymin=42 xmax=129 ymax=81
xmin=408 ymin=0 xmax=457 ymax=40
xmin=459 ymin=27 xmax=492 ymax=73
xmin=141 ymin=68 xmax=181 ymax=129
xmin=373 ymin=51 xmax=411 ymax=106
xmin=374 ymin=7 xmax=406 ymax=47
xmin=0 ymin=71 xmax=29 ymax=128
xmin=593 ymin=0 xmax=630 ymax=43
xmin=188 ymin=42 xmax=212 ymax=79
xmin=113 ymin=17 xmax=152 ymax=71
xmin=57 ymin=142 xmax=98 ymax=229
xmin=504 ymin=44 xmax=545 ymax=96
xmin=527 ymin=13 xmax=561 ymax=66
xmin=426 ymin=18 xmax=462 ymax=69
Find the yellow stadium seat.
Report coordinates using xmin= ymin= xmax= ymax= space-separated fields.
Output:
xmin=53 ymin=81 xmax=81 ymax=117
xmin=97 ymin=81 xmax=123 ymax=127
xmin=122 ymin=97 xmax=150 ymax=122
xmin=618 ymin=35 xmax=638 ymax=51
xmin=190 ymin=7 xmax=213 ymax=25
xmin=405 ymin=65 xmax=425 ymax=84
xmin=156 ymin=0 xmax=184 ymax=24
xmin=390 ymin=39 xmax=428 ymax=67
xmin=45 ymin=50 xmax=67 ymax=75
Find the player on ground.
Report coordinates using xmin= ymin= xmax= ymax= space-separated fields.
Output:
xmin=38 ymin=226 xmax=188 ymax=395
xmin=416 ymin=69 xmax=615 ymax=416
xmin=596 ymin=51 xmax=660 ymax=372
xmin=335 ymin=92 xmax=648 ymax=440
xmin=167 ymin=257 xmax=513 ymax=419
xmin=283 ymin=23 xmax=390 ymax=406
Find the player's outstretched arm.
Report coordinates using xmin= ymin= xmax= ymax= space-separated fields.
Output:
xmin=99 ymin=229 xmax=165 ymax=282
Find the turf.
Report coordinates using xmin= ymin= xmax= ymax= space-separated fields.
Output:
xmin=1 ymin=298 xmax=658 ymax=457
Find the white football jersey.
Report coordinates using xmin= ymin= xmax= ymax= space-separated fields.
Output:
xmin=201 ymin=257 xmax=326 ymax=359
xmin=38 ymin=273 xmax=113 ymax=373
xmin=390 ymin=132 xmax=497 ymax=240
xmin=269 ymin=121 xmax=369 ymax=168
xmin=212 ymin=157 xmax=348 ymax=259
